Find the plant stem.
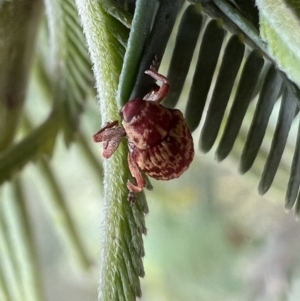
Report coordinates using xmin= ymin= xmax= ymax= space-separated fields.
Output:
xmin=75 ymin=1 xmax=149 ymax=300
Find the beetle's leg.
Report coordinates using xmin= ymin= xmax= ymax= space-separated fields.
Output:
xmin=150 ymin=55 xmax=160 ymax=71
xmin=93 ymin=120 xmax=119 ymax=141
xmin=127 ymin=152 xmax=146 ymax=193
xmin=143 ymin=69 xmax=170 ymax=103
xmin=102 ymin=129 xmax=125 ymax=158
xmin=93 ymin=121 xmax=126 ymax=158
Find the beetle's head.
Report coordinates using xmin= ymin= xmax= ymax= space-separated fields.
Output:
xmin=121 ymin=98 xmax=145 ymax=123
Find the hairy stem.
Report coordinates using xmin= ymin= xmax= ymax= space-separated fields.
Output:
xmin=75 ymin=1 xmax=148 ymax=300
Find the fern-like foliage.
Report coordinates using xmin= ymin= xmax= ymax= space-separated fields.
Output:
xmin=2 ymin=0 xmax=300 ymax=301
xmin=0 ymin=0 xmax=94 ymax=184
xmin=44 ymin=0 xmax=94 ymax=143
xmin=0 ymin=0 xmax=96 ymax=300
xmin=165 ymin=1 xmax=300 ymax=213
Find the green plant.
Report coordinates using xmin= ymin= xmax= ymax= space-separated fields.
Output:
xmin=2 ymin=1 xmax=300 ymax=301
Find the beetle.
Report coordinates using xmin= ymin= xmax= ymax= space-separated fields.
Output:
xmin=93 ymin=66 xmax=194 ymax=201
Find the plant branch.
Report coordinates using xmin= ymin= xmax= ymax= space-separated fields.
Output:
xmin=211 ymin=0 xmax=269 ymax=54
xmin=75 ymin=1 xmax=149 ymax=300
xmin=0 ymin=111 xmax=60 ymax=185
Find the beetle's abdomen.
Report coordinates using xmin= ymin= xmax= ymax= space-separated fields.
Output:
xmin=131 ymin=110 xmax=194 ymax=180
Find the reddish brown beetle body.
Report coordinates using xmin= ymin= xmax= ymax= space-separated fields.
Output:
xmin=122 ymin=99 xmax=172 ymax=150
xmin=124 ymin=101 xmax=193 ymax=180
xmin=93 ymin=67 xmax=194 ymax=198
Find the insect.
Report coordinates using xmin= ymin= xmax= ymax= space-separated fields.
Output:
xmin=93 ymin=66 xmax=194 ymax=202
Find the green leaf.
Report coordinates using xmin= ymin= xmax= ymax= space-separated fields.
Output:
xmin=117 ymin=0 xmax=156 ymax=106
xmin=256 ymin=0 xmax=300 ymax=87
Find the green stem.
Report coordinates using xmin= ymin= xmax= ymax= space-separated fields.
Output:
xmin=211 ymin=0 xmax=269 ymax=55
xmin=75 ymin=1 xmax=148 ymax=300
xmin=0 ymin=111 xmax=60 ymax=185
